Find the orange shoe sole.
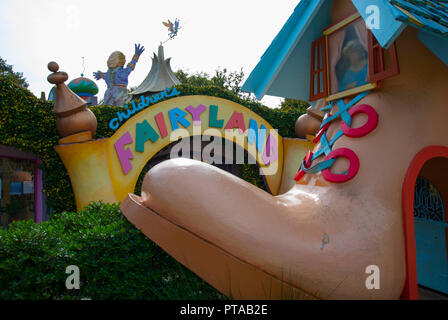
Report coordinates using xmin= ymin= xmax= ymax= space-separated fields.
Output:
xmin=121 ymin=194 xmax=318 ymax=300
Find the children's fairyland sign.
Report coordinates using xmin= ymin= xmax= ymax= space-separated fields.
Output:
xmin=55 ymin=95 xmax=312 ymax=210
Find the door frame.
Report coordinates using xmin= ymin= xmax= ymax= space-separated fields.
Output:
xmin=401 ymin=145 xmax=448 ymax=300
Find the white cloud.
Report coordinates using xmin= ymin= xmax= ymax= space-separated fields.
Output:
xmin=0 ymin=0 xmax=300 ymax=108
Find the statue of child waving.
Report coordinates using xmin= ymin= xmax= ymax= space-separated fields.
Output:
xmin=94 ymin=43 xmax=145 ymax=106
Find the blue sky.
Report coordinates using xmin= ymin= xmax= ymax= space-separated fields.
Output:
xmin=0 ymin=0 xmax=300 ymax=108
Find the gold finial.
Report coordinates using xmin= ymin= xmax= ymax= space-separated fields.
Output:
xmin=47 ymin=62 xmax=69 ymax=85
xmin=48 ymin=61 xmax=59 ymax=72
xmin=47 ymin=61 xmax=97 ymax=143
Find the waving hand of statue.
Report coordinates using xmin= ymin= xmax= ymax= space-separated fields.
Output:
xmin=93 ymin=71 xmax=103 ymax=81
xmin=134 ymin=43 xmax=145 ymax=56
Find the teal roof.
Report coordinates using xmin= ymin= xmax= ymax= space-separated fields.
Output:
xmin=242 ymin=0 xmax=448 ymax=101
xmin=242 ymin=0 xmax=331 ymax=100
xmin=68 ymin=77 xmax=99 ymax=96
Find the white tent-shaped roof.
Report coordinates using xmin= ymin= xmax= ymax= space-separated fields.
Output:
xmin=131 ymin=44 xmax=180 ymax=97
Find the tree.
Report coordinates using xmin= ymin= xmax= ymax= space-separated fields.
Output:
xmin=174 ymin=68 xmax=311 ymax=112
xmin=175 ymin=69 xmax=213 ymax=88
xmin=210 ymin=68 xmax=245 ymax=95
xmin=0 ymin=57 xmax=29 ymax=88
xmin=174 ymin=67 xmax=246 ymax=96
xmin=279 ymin=98 xmax=309 ymax=114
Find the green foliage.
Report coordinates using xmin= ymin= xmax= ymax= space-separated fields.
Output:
xmin=0 ymin=202 xmax=224 ymax=299
xmin=89 ymin=104 xmax=123 ymax=138
xmin=0 ymin=57 xmax=29 ymax=89
xmin=175 ymin=70 xmax=213 ymax=88
xmin=279 ymin=98 xmax=309 ymax=113
xmin=0 ymin=76 xmax=124 ymax=213
xmin=0 ymin=76 xmax=71 ymax=212
xmin=175 ymin=68 xmax=245 ymax=95
xmin=0 ymin=198 xmax=21 ymax=219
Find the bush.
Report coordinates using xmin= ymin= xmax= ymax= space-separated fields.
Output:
xmin=0 ymin=202 xmax=224 ymax=299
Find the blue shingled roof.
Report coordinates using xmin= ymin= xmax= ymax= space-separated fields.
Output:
xmin=390 ymin=0 xmax=448 ymax=36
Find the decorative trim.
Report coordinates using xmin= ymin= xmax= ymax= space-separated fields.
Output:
xmin=323 ymin=12 xmax=361 ymax=35
xmin=326 ymin=83 xmax=377 ymax=102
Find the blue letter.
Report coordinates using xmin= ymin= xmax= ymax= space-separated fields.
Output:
xmin=247 ymin=119 xmax=267 ymax=152
xmin=136 ymin=120 xmax=160 ymax=152
xmin=168 ymin=108 xmax=191 ymax=131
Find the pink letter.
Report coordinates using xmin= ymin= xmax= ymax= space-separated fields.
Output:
xmin=186 ymin=104 xmax=207 ymax=124
xmin=262 ymin=134 xmax=278 ymax=165
xmin=114 ymin=131 xmax=134 ymax=175
xmin=225 ymin=111 xmax=246 ymax=132
xmin=154 ymin=112 xmax=168 ymax=138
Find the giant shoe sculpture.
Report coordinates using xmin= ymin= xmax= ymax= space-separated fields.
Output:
xmin=120 ymin=22 xmax=448 ymax=299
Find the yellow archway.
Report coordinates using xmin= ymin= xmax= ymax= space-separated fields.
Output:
xmin=55 ymin=95 xmax=312 ymax=210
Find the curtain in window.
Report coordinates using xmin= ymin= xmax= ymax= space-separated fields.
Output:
xmin=353 ymin=19 xmax=369 ymax=83
xmin=329 ymin=29 xmax=347 ymax=94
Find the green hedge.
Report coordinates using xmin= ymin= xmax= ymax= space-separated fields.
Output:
xmin=0 ymin=77 xmax=123 ymax=213
xmin=0 ymin=202 xmax=224 ymax=299
xmin=0 ymin=78 xmax=303 ymax=213
xmin=0 ymin=77 xmax=70 ymax=213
